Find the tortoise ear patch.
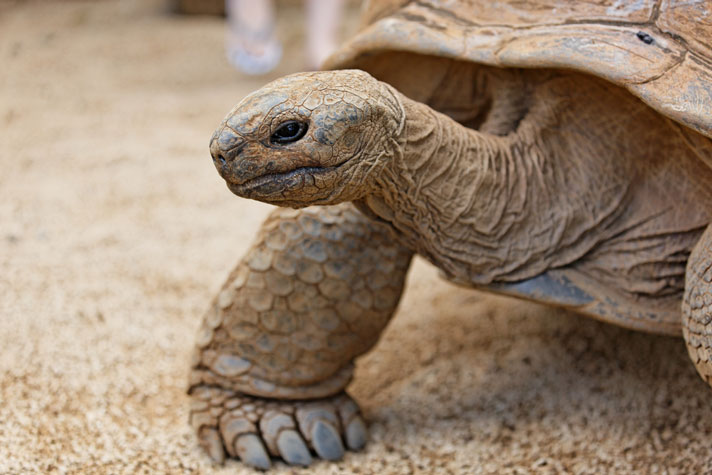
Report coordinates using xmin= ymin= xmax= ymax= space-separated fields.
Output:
xmin=312 ymin=103 xmax=366 ymax=146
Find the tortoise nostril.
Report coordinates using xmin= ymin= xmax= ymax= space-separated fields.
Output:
xmin=211 ymin=136 xmax=246 ymax=166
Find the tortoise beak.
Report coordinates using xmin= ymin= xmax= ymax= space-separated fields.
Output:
xmin=209 ymin=126 xmax=257 ymax=186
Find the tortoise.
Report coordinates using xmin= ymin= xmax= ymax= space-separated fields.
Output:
xmin=190 ymin=0 xmax=712 ymax=469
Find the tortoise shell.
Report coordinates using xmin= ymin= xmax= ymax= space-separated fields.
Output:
xmin=327 ymin=0 xmax=712 ymax=140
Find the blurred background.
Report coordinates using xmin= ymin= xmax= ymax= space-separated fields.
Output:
xmin=2 ymin=1 xmax=712 ymax=473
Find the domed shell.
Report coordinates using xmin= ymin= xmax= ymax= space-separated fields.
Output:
xmin=326 ymin=0 xmax=712 ymax=139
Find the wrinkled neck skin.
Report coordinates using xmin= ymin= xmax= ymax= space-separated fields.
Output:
xmin=357 ymin=91 xmax=620 ymax=285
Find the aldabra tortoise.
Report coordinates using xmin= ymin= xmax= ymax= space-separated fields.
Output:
xmin=191 ymin=0 xmax=712 ymax=468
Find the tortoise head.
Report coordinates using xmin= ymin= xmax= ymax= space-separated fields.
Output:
xmin=210 ymin=70 xmax=404 ymax=207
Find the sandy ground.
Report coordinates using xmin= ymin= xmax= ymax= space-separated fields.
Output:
xmin=2 ymin=1 xmax=712 ymax=473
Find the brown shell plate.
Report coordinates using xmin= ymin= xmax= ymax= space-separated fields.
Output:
xmin=327 ymin=0 xmax=712 ymax=139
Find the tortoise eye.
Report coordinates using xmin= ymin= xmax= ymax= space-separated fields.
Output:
xmin=271 ymin=121 xmax=308 ymax=144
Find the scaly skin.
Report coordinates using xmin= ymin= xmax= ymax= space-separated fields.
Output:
xmin=683 ymin=224 xmax=712 ymax=384
xmin=189 ymin=204 xmax=413 ymax=468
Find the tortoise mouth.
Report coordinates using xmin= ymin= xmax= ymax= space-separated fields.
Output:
xmin=226 ymin=166 xmax=334 ymax=200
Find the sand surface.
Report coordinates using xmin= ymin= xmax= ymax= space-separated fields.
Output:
xmin=2 ymin=1 xmax=712 ymax=473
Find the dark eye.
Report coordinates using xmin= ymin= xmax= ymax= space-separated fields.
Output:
xmin=270 ymin=121 xmax=308 ymax=145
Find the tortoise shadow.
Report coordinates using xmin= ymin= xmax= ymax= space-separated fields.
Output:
xmin=351 ymin=285 xmax=712 ymax=468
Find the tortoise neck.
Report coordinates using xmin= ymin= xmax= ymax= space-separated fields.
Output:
xmin=364 ymin=94 xmax=549 ymax=284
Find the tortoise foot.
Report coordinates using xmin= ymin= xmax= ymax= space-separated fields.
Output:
xmin=190 ymin=386 xmax=366 ymax=469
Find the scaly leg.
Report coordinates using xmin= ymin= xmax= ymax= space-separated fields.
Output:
xmin=683 ymin=223 xmax=712 ymax=385
xmin=188 ymin=203 xmax=413 ymax=468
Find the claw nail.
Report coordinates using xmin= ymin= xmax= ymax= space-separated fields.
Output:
xmin=311 ymin=420 xmax=345 ymax=460
xmin=345 ymin=416 xmax=367 ymax=450
xmin=199 ymin=427 xmax=226 ymax=464
xmin=277 ymin=429 xmax=313 ymax=466
xmin=235 ymin=433 xmax=271 ymax=470
xmin=219 ymin=415 xmax=256 ymax=457
xmin=260 ymin=411 xmax=295 ymax=455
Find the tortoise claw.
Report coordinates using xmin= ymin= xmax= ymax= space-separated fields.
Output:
xmin=295 ymin=402 xmax=345 ymax=460
xmin=311 ymin=419 xmax=345 ymax=460
xmin=197 ymin=426 xmax=226 ymax=464
xmin=276 ymin=429 xmax=313 ymax=466
xmin=345 ymin=416 xmax=368 ymax=450
xmin=235 ymin=434 xmax=271 ymax=470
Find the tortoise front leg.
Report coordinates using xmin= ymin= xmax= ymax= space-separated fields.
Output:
xmin=683 ymin=223 xmax=712 ymax=385
xmin=188 ymin=203 xmax=413 ymax=468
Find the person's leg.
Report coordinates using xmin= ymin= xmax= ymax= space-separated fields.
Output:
xmin=306 ymin=0 xmax=345 ymax=70
xmin=225 ymin=0 xmax=282 ymax=75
